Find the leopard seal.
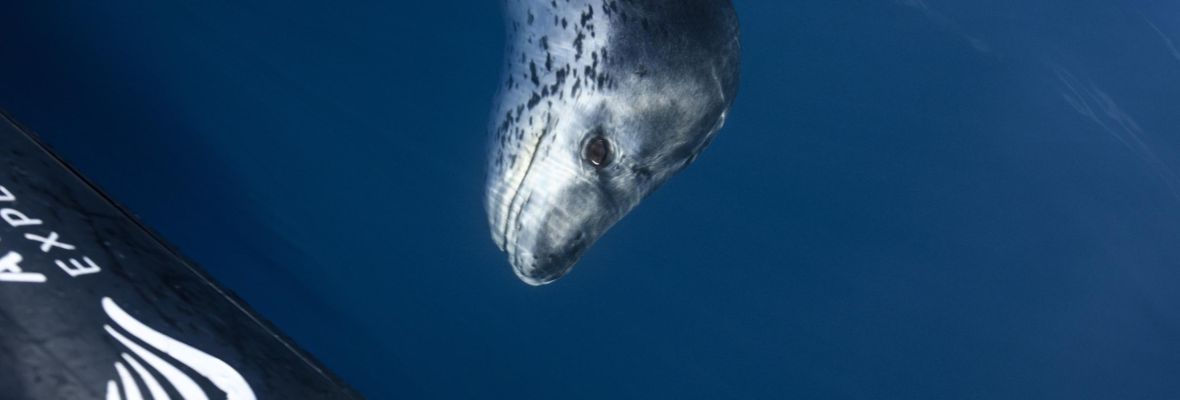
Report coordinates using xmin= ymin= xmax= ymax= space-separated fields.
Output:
xmin=486 ymin=0 xmax=741 ymax=285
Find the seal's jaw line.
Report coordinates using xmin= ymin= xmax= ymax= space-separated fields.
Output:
xmin=487 ymin=117 xmax=555 ymax=253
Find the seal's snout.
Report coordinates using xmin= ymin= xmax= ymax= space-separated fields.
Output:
xmin=508 ymin=229 xmax=591 ymax=286
xmin=511 ymin=254 xmax=572 ymax=286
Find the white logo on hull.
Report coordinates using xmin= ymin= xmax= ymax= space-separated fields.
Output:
xmin=101 ymin=297 xmax=256 ymax=400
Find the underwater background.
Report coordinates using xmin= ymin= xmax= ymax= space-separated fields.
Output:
xmin=2 ymin=0 xmax=1180 ymax=398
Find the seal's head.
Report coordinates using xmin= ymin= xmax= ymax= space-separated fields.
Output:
xmin=486 ymin=0 xmax=740 ymax=285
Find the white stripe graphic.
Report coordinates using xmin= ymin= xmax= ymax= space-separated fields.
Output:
xmin=105 ymin=325 xmax=208 ymax=400
xmin=114 ymin=362 xmax=144 ymax=400
xmin=106 ymin=380 xmax=121 ymax=400
xmin=102 ymin=297 xmax=256 ymax=400
xmin=123 ymin=353 xmax=172 ymax=400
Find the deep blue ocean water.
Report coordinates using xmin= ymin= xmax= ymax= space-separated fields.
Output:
xmin=3 ymin=1 xmax=1180 ymax=398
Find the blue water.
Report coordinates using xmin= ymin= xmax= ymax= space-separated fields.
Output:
xmin=3 ymin=1 xmax=1180 ymax=398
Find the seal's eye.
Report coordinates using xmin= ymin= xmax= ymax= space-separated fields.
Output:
xmin=584 ymin=136 xmax=611 ymax=168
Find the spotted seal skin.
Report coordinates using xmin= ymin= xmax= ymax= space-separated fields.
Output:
xmin=486 ymin=0 xmax=740 ymax=285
